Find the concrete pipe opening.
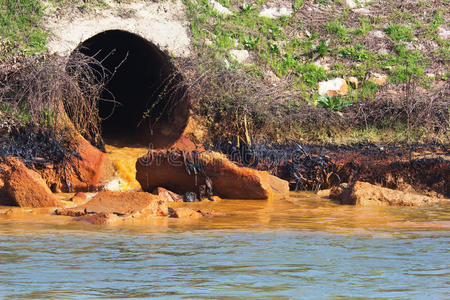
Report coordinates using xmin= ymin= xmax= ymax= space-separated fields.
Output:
xmin=70 ymin=29 xmax=190 ymax=148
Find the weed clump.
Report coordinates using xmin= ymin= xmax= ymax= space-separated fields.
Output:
xmin=0 ymin=47 xmax=108 ymax=164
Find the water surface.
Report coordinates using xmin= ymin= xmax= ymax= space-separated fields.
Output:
xmin=1 ymin=194 xmax=449 ymax=299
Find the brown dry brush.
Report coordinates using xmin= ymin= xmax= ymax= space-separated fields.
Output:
xmin=173 ymin=56 xmax=449 ymax=146
xmin=0 ymin=49 xmax=109 ymax=164
xmin=174 ymin=56 xmax=343 ymax=144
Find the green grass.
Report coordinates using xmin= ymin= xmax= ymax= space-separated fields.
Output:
xmin=0 ymin=0 xmax=48 ymax=56
xmin=384 ymin=24 xmax=414 ymax=42
xmin=1 ymin=0 xmax=447 ymax=145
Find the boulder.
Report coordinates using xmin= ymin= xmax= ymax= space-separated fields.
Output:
xmin=259 ymin=6 xmax=293 ymax=18
xmin=368 ymin=73 xmax=388 ymax=86
xmin=38 ymin=135 xmax=114 ymax=192
xmin=318 ymin=78 xmax=349 ymax=97
xmin=70 ymin=192 xmax=88 ymax=205
xmin=229 ymin=49 xmax=250 ymax=64
xmin=152 ymin=187 xmax=183 ymax=202
xmin=74 ymin=212 xmax=122 ymax=225
xmin=136 ymin=150 xmax=289 ymax=199
xmin=438 ymin=26 xmax=449 ymax=41
xmin=57 ymin=190 xmax=168 ymax=217
xmin=330 ymin=181 xmax=443 ymax=207
xmin=347 ymin=76 xmax=359 ymax=89
xmin=168 ymin=207 xmax=203 ymax=219
xmin=345 ymin=0 xmax=357 ymax=9
xmin=1 ymin=158 xmax=60 ymax=208
xmin=68 ymin=135 xmax=113 ymax=191
xmin=208 ymin=0 xmax=232 ymax=15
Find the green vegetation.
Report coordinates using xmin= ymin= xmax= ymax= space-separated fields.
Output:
xmin=316 ymin=95 xmax=351 ymax=112
xmin=0 ymin=0 xmax=448 ymax=145
xmin=0 ymin=0 xmax=47 ymax=56
xmin=183 ymin=0 xmax=448 ymax=144
xmin=384 ymin=24 xmax=414 ymax=41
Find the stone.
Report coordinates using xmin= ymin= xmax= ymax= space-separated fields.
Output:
xmin=438 ymin=27 xmax=449 ymax=41
xmin=1 ymin=158 xmax=60 ymax=208
xmin=345 ymin=0 xmax=357 ymax=9
xmin=229 ymin=49 xmax=250 ymax=64
xmin=38 ymin=135 xmax=114 ymax=192
xmin=136 ymin=151 xmax=290 ymax=199
xmin=58 ymin=190 xmax=168 ymax=217
xmin=318 ymin=78 xmax=349 ymax=97
xmin=69 ymin=135 xmax=114 ymax=191
xmin=264 ymin=70 xmax=281 ymax=86
xmin=347 ymin=76 xmax=359 ymax=89
xmin=209 ymin=0 xmax=232 ymax=15
xmin=152 ymin=187 xmax=183 ymax=202
xmin=259 ymin=6 xmax=292 ymax=18
xmin=369 ymin=73 xmax=388 ymax=86
xmin=316 ymin=189 xmax=331 ymax=197
xmin=353 ymin=7 xmax=371 ymax=16
xmin=330 ymin=181 xmax=443 ymax=207
xmin=74 ymin=212 xmax=123 ymax=225
xmin=370 ymin=30 xmax=386 ymax=39
xmin=168 ymin=207 xmax=203 ymax=219
xmin=70 ymin=192 xmax=88 ymax=205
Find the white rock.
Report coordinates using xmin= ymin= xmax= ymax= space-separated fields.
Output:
xmin=209 ymin=0 xmax=232 ymax=15
xmin=318 ymin=78 xmax=349 ymax=97
xmin=371 ymin=30 xmax=386 ymax=39
xmin=229 ymin=49 xmax=250 ymax=64
xmin=369 ymin=73 xmax=388 ymax=86
xmin=264 ymin=70 xmax=281 ymax=86
xmin=353 ymin=7 xmax=371 ymax=16
xmin=347 ymin=76 xmax=359 ymax=89
xmin=259 ymin=6 xmax=292 ymax=18
xmin=104 ymin=178 xmax=125 ymax=191
xmin=438 ymin=27 xmax=449 ymax=41
xmin=346 ymin=0 xmax=357 ymax=9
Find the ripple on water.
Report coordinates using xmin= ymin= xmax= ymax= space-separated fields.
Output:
xmin=0 ymin=194 xmax=449 ymax=298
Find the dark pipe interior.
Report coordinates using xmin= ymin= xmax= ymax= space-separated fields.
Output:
xmin=72 ymin=30 xmax=189 ymax=148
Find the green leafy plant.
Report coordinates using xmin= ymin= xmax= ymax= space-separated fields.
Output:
xmin=268 ymin=42 xmax=279 ymax=54
xmin=316 ymin=95 xmax=352 ymax=111
xmin=240 ymin=1 xmax=255 ymax=12
xmin=312 ymin=39 xmax=330 ymax=57
xmin=384 ymin=24 xmax=414 ymax=41
xmin=339 ymin=44 xmax=370 ymax=62
xmin=243 ymin=36 xmax=259 ymax=50
xmin=296 ymin=64 xmax=327 ymax=88
xmin=326 ymin=21 xmax=347 ymax=38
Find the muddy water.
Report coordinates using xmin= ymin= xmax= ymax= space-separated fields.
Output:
xmin=0 ymin=146 xmax=449 ymax=298
xmin=104 ymin=144 xmax=148 ymax=191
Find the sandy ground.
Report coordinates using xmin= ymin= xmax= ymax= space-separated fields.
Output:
xmin=42 ymin=0 xmax=192 ymax=57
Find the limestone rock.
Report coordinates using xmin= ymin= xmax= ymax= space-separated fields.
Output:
xmin=136 ymin=151 xmax=290 ymax=199
xmin=318 ymin=78 xmax=349 ymax=97
xmin=1 ymin=158 xmax=60 ymax=208
xmin=209 ymin=0 xmax=232 ymax=15
xmin=345 ymin=0 xmax=357 ymax=9
xmin=438 ymin=27 xmax=449 ymax=41
xmin=259 ymin=6 xmax=292 ymax=18
xmin=74 ymin=212 xmax=123 ymax=225
xmin=353 ymin=7 xmax=371 ymax=16
xmin=58 ymin=190 xmax=168 ymax=217
xmin=229 ymin=49 xmax=250 ymax=64
xmin=369 ymin=73 xmax=388 ymax=86
xmin=153 ymin=187 xmax=183 ymax=202
xmin=70 ymin=192 xmax=88 ymax=205
xmin=168 ymin=207 xmax=202 ymax=219
xmin=347 ymin=76 xmax=359 ymax=89
xmin=330 ymin=181 xmax=443 ymax=207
